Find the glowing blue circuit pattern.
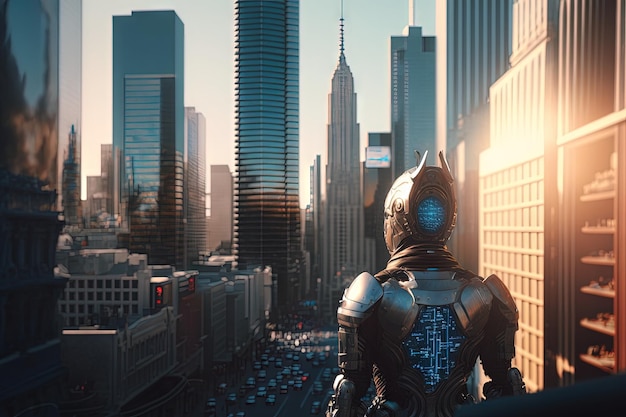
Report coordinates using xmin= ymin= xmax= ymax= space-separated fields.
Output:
xmin=417 ymin=196 xmax=445 ymax=234
xmin=403 ymin=305 xmax=465 ymax=393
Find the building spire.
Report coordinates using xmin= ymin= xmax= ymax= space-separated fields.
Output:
xmin=339 ymin=0 xmax=345 ymax=57
xmin=409 ymin=0 xmax=415 ymax=26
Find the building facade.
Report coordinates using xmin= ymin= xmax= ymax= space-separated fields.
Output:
xmin=363 ymin=132 xmax=393 ymax=273
xmin=233 ymin=0 xmax=301 ymax=306
xmin=207 ymin=165 xmax=233 ymax=253
xmin=436 ymin=0 xmax=514 ymax=273
xmin=390 ymin=25 xmax=436 ymax=178
xmin=184 ymin=107 xmax=207 ymax=268
xmin=58 ymin=0 xmax=82 ymax=215
xmin=112 ymin=10 xmax=185 ymax=268
xmin=0 ymin=2 xmax=67 ymax=416
xmin=321 ymin=14 xmax=366 ymax=320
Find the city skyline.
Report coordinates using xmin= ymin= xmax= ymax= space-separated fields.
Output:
xmin=81 ymin=0 xmax=437 ymax=208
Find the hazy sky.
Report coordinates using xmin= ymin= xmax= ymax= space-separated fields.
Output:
xmin=81 ymin=0 xmax=436 ymax=207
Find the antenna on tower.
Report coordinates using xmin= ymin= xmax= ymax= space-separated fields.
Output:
xmin=339 ymin=0 xmax=345 ymax=55
xmin=409 ymin=0 xmax=415 ymax=26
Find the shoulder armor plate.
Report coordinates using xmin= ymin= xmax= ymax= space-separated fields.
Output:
xmin=483 ymin=274 xmax=519 ymax=323
xmin=378 ymin=279 xmax=419 ymax=341
xmin=337 ymin=272 xmax=383 ymax=327
xmin=453 ymin=277 xmax=493 ymax=336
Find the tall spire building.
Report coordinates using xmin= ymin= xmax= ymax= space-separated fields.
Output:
xmin=321 ymin=8 xmax=366 ymax=317
xmin=234 ymin=0 xmax=301 ymax=307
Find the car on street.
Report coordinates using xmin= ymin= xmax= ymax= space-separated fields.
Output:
xmin=310 ymin=400 xmax=322 ymax=415
xmin=217 ymin=382 xmax=228 ymax=394
xmin=294 ymin=381 xmax=303 ymax=391
xmin=205 ymin=397 xmax=217 ymax=409
xmin=246 ymin=377 xmax=256 ymax=389
xmin=279 ymin=384 xmax=288 ymax=394
xmin=313 ymin=382 xmax=323 ymax=395
xmin=265 ymin=394 xmax=277 ymax=406
xmin=256 ymin=386 xmax=267 ymax=397
xmin=245 ymin=395 xmax=256 ymax=405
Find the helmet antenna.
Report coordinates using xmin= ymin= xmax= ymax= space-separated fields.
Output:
xmin=411 ymin=150 xmax=428 ymax=179
xmin=438 ymin=150 xmax=454 ymax=182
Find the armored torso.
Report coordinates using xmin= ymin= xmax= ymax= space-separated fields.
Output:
xmin=375 ymin=270 xmax=493 ymax=415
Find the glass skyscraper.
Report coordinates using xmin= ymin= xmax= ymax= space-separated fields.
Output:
xmin=234 ymin=0 xmax=301 ymax=307
xmin=184 ymin=106 xmax=207 ymax=268
xmin=390 ymin=25 xmax=436 ymax=177
xmin=113 ymin=10 xmax=185 ymax=267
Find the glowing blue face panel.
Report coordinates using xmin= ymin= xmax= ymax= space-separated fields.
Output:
xmin=416 ymin=196 xmax=446 ymax=234
xmin=402 ymin=305 xmax=465 ymax=393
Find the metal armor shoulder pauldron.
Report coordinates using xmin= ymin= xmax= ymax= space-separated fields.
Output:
xmin=337 ymin=272 xmax=383 ymax=372
xmin=337 ymin=272 xmax=384 ymax=328
xmin=483 ymin=274 xmax=519 ymax=325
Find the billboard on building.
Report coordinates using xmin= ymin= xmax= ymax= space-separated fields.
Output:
xmin=365 ymin=146 xmax=391 ymax=168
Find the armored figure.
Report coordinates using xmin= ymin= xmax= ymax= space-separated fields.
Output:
xmin=326 ymin=151 xmax=526 ymax=417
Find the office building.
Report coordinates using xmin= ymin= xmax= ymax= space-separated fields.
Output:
xmin=58 ymin=0 xmax=82 ymax=215
xmin=478 ymin=0 xmax=557 ymax=394
xmin=363 ymin=132 xmax=393 ymax=272
xmin=436 ymin=0 xmax=513 ymax=272
xmin=0 ymin=2 xmax=67 ymax=416
xmin=304 ymin=155 xmax=322 ymax=298
xmin=184 ymin=107 xmax=207 ymax=268
xmin=233 ymin=0 xmax=301 ymax=306
xmin=390 ymin=24 xmax=436 ymax=177
xmin=112 ymin=10 xmax=185 ymax=267
xmin=321 ymin=12 xmax=366 ymax=318
xmin=207 ymin=165 xmax=233 ymax=253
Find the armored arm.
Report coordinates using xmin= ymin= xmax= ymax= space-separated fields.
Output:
xmin=480 ymin=274 xmax=527 ymax=398
xmin=326 ymin=272 xmax=383 ymax=417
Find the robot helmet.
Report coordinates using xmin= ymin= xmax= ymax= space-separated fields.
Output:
xmin=383 ymin=150 xmax=457 ymax=254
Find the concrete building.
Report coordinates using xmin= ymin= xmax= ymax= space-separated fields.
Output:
xmin=56 ymin=249 xmax=152 ymax=327
xmin=478 ymin=0 xmax=558 ymax=394
xmin=233 ymin=0 xmax=302 ymax=306
xmin=207 ymin=165 xmax=233 ymax=253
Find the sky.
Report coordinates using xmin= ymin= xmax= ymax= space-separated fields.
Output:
xmin=81 ymin=0 xmax=436 ymax=208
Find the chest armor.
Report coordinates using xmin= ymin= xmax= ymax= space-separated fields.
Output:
xmin=377 ymin=270 xmax=493 ymax=392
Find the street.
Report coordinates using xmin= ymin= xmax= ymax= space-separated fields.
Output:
xmin=204 ymin=326 xmax=339 ymax=417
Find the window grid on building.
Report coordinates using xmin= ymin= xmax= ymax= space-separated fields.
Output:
xmin=59 ymin=277 xmax=141 ymax=326
xmin=480 ymin=156 xmax=544 ymax=392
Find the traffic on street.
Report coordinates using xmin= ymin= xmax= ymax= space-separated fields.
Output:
xmin=203 ymin=324 xmax=348 ymax=417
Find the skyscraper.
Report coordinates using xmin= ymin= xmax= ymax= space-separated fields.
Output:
xmin=363 ymin=132 xmax=393 ymax=272
xmin=58 ymin=0 xmax=82 ymax=213
xmin=1 ymin=1 xmax=67 ymax=414
xmin=234 ymin=0 xmax=301 ymax=307
xmin=184 ymin=107 xmax=207 ymax=268
xmin=113 ymin=10 xmax=185 ymax=267
xmin=207 ymin=165 xmax=233 ymax=253
xmin=436 ymin=0 xmax=513 ymax=271
xmin=390 ymin=24 xmax=436 ymax=177
xmin=322 ymin=11 xmax=365 ymax=313
xmin=61 ymin=124 xmax=81 ymax=226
